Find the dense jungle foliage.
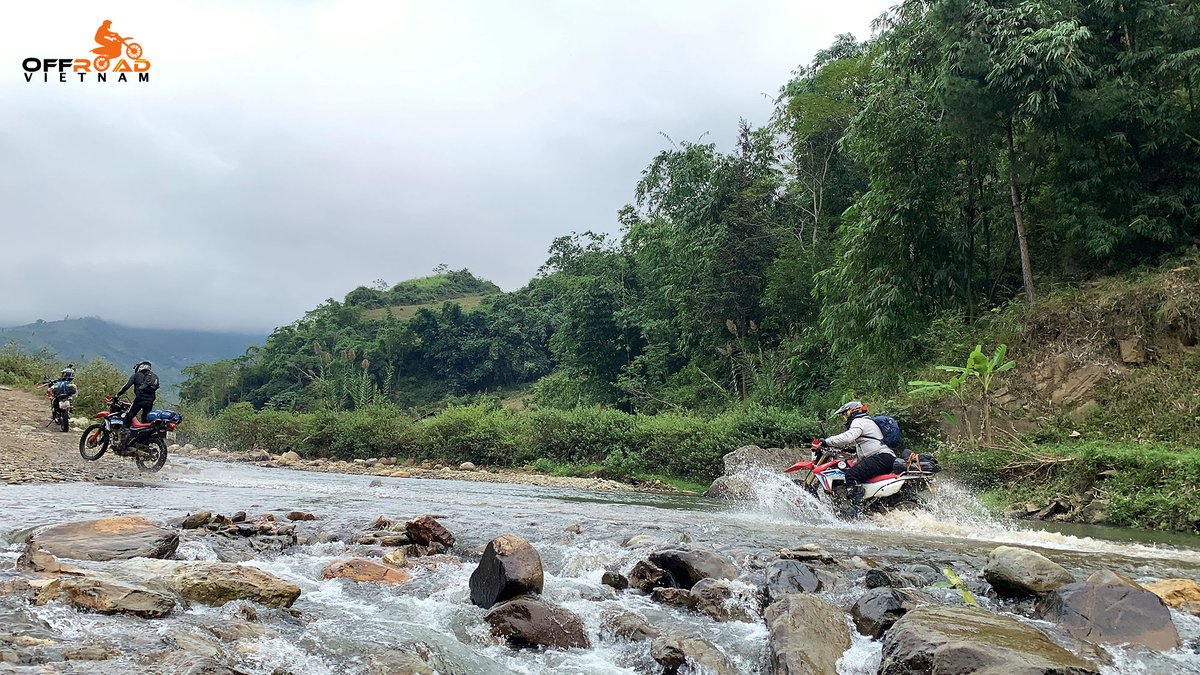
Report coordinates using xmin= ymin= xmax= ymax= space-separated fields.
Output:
xmin=181 ymin=0 xmax=1199 ymax=421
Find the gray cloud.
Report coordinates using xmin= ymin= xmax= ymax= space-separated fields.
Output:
xmin=2 ymin=1 xmax=888 ymax=332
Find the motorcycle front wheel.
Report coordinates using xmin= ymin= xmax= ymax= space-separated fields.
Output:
xmin=136 ymin=438 xmax=168 ymax=473
xmin=80 ymin=424 xmax=109 ymax=460
xmin=125 ymin=43 xmax=142 ymax=59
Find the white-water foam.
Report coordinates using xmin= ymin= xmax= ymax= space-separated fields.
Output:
xmin=837 ymin=616 xmax=882 ymax=675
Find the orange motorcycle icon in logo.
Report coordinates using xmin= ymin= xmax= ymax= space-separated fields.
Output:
xmin=90 ymin=20 xmax=142 ymax=71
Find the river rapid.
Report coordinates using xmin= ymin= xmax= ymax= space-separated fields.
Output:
xmin=2 ymin=458 xmax=1199 ymax=674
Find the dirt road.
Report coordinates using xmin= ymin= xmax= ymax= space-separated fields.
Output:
xmin=0 ymin=386 xmax=140 ymax=484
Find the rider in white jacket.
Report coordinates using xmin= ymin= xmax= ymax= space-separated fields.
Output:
xmin=823 ymin=401 xmax=896 ymax=517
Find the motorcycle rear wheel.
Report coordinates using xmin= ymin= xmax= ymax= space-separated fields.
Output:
xmin=58 ymin=410 xmax=69 ymax=432
xmin=136 ymin=438 xmax=167 ymax=473
xmin=93 ymin=56 xmax=110 ymax=71
xmin=80 ymin=424 xmax=109 ymax=460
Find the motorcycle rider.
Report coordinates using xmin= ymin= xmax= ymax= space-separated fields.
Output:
xmin=114 ymin=361 xmax=159 ymax=447
xmin=94 ymin=20 xmax=121 ymax=51
xmin=41 ymin=365 xmax=76 ymax=418
xmin=821 ymin=401 xmax=895 ymax=518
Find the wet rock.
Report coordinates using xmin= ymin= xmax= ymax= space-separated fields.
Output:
xmin=648 ymin=548 xmax=737 ymax=590
xmin=484 ymin=596 xmax=589 ymax=650
xmin=881 ymin=605 xmax=1098 ymax=675
xmin=323 ymin=558 xmax=413 ymax=585
xmin=622 ymin=534 xmax=656 ymax=548
xmin=164 ymin=561 xmax=301 ymax=608
xmin=650 ymin=633 xmax=737 ymax=675
xmin=459 ymin=462 xmax=476 ymax=471
xmin=405 ymin=515 xmax=455 ymax=548
xmin=691 ymin=578 xmax=757 ymax=622
xmin=851 ymin=587 xmax=925 ymax=639
xmin=1143 ymin=578 xmax=1200 ymax=608
xmin=286 ymin=511 xmax=316 ymax=522
xmin=901 ymin=564 xmax=944 ymax=586
xmin=722 ymin=444 xmax=796 ymax=476
xmin=763 ymin=559 xmax=836 ymax=603
xmin=650 ymin=587 xmax=696 ymax=610
xmin=28 ymin=516 xmax=179 ymax=561
xmin=1038 ymin=569 xmax=1180 ymax=650
xmin=764 ymin=594 xmax=850 ymax=675
xmin=601 ymin=609 xmax=660 ymax=642
xmin=181 ymin=512 xmax=212 ymax=529
xmin=983 ymin=545 xmax=1073 ymax=597
xmin=369 ymin=479 xmax=383 ymax=487
xmin=702 ymin=475 xmax=755 ymax=501
xmin=601 ymin=571 xmax=629 ymax=590
xmin=628 ymin=559 xmax=673 ymax=592
xmin=469 ymin=535 xmax=544 ymax=609
xmin=366 ymin=649 xmax=434 ymax=675
xmin=777 ymin=544 xmax=834 ymax=564
xmin=41 ymin=577 xmax=175 ymax=618
xmin=230 ymin=511 xmax=247 ymax=523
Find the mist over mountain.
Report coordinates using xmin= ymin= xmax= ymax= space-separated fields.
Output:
xmin=0 ymin=317 xmax=263 ymax=394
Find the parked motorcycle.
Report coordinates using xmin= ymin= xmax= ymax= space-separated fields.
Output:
xmin=79 ymin=396 xmax=181 ymax=472
xmin=37 ymin=378 xmax=77 ymax=432
xmin=784 ymin=440 xmax=938 ymax=515
xmin=91 ymin=35 xmax=142 ymax=71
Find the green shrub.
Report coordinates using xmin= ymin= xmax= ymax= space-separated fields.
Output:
xmin=524 ymin=407 xmax=634 ymax=464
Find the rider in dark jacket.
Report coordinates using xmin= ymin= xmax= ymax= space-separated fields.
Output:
xmin=115 ymin=361 xmax=157 ymax=443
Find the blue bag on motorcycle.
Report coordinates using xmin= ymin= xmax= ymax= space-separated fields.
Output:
xmin=52 ymin=381 xmax=77 ymax=397
xmin=146 ymin=409 xmax=183 ymax=424
xmin=870 ymin=415 xmax=902 ymax=449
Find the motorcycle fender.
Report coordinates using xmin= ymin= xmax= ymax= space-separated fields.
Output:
xmin=864 ymin=480 xmax=905 ymax=499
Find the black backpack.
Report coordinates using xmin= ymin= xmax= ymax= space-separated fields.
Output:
xmin=138 ymin=371 xmax=160 ymax=396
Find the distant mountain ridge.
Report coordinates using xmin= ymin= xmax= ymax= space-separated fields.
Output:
xmin=0 ymin=317 xmax=264 ymax=393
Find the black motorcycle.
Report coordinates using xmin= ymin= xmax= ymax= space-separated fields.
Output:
xmin=37 ymin=379 xmax=76 ymax=433
xmin=79 ymin=396 xmax=181 ymax=472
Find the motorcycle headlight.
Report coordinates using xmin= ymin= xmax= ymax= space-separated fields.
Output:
xmin=836 ymin=460 xmax=848 ymax=470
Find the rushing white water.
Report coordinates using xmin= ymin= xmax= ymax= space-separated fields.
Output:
xmin=2 ymin=457 xmax=1199 ymax=673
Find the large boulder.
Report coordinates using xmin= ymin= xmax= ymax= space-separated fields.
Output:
xmin=469 ymin=535 xmax=544 ymax=609
xmin=763 ymin=559 xmax=837 ymax=603
xmin=601 ymin=609 xmax=660 ymax=642
xmin=650 ymin=633 xmax=738 ymax=675
xmin=881 ymin=606 xmax=1097 ymax=675
xmin=484 ymin=596 xmax=589 ymax=650
xmin=1142 ymin=578 xmax=1200 ymax=608
xmin=323 ymin=558 xmax=412 ymax=585
xmin=702 ymin=475 xmax=756 ymax=501
xmin=405 ymin=515 xmax=455 ymax=548
xmin=28 ymin=516 xmax=179 ymax=561
xmin=764 ymin=594 xmax=850 ymax=675
xmin=40 ymin=577 xmax=175 ymax=618
xmin=983 ymin=545 xmax=1073 ymax=597
xmin=1038 ymin=569 xmax=1180 ymax=650
xmin=722 ymin=445 xmax=796 ymax=476
xmin=851 ymin=587 xmax=925 ymax=639
xmin=648 ymin=548 xmax=737 ymax=590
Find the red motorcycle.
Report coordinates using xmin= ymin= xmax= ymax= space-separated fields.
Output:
xmin=91 ymin=35 xmax=142 ymax=71
xmin=784 ymin=440 xmax=938 ymax=515
xmin=79 ymin=396 xmax=180 ymax=472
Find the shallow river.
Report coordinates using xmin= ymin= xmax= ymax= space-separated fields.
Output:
xmin=2 ymin=459 xmax=1199 ymax=673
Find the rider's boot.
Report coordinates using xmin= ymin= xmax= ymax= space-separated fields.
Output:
xmin=848 ymin=485 xmax=866 ymax=519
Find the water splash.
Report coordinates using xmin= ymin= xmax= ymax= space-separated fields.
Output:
xmin=728 ymin=466 xmax=842 ymax=526
xmin=837 ymin=616 xmax=882 ymax=675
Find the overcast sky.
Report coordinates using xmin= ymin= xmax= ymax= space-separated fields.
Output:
xmin=2 ymin=1 xmax=889 ymax=332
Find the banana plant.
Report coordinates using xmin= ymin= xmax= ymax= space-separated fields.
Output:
xmin=909 ymin=343 xmax=1015 ymax=443
xmin=969 ymin=344 xmax=1016 ymax=443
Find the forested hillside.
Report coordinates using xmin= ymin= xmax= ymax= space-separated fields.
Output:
xmin=183 ymin=0 xmax=1199 ymax=420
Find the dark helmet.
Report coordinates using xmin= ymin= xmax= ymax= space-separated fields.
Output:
xmin=134 ymin=361 xmax=152 ymax=372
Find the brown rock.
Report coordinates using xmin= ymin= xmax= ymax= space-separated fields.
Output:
xmin=648 ymin=548 xmax=737 ymax=590
xmin=29 ymin=516 xmax=179 ymax=561
xmin=181 ymin=512 xmax=212 ymax=529
xmin=765 ymin=594 xmax=850 ymax=675
xmin=601 ymin=571 xmax=629 ymax=590
xmin=485 ymin=596 xmax=589 ymax=650
xmin=602 ymin=609 xmax=660 ymax=642
xmin=172 ymin=562 xmax=302 ymax=608
xmin=405 ymin=515 xmax=455 ymax=548
xmin=650 ymin=633 xmax=737 ymax=675
xmin=650 ymin=586 xmax=696 ymax=610
xmin=851 ymin=587 xmax=925 ymax=638
xmin=44 ymin=577 xmax=175 ymax=619
xmin=286 ymin=511 xmax=316 ymax=522
xmin=323 ymin=558 xmax=413 ymax=585
xmin=1142 ymin=578 xmax=1200 ymax=608
xmin=691 ymin=578 xmax=757 ymax=622
xmin=469 ymin=535 xmax=544 ymax=609
xmin=628 ymin=559 xmax=672 ymax=592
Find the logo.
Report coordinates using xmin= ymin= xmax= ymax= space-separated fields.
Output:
xmin=22 ymin=20 xmax=150 ymax=83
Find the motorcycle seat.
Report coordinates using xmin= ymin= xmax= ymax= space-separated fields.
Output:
xmin=129 ymin=419 xmax=154 ymax=428
xmin=866 ymin=473 xmax=900 ymax=483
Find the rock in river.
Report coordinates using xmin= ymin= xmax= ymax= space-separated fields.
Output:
xmin=405 ymin=515 xmax=455 ymax=548
xmin=323 ymin=558 xmax=413 ymax=585
xmin=983 ymin=545 xmax=1073 ymax=597
xmin=485 ymin=595 xmax=589 ymax=650
xmin=648 ymin=548 xmax=737 ymax=590
xmin=1143 ymin=578 xmax=1200 ymax=608
xmin=650 ymin=633 xmax=737 ymax=675
xmin=39 ymin=577 xmax=176 ymax=619
xmin=469 ymin=535 xmax=544 ymax=609
xmin=851 ymin=587 xmax=925 ymax=639
xmin=880 ymin=605 xmax=1098 ymax=675
xmin=1038 ymin=569 xmax=1180 ymax=651
xmin=763 ymin=559 xmax=837 ymax=603
xmin=28 ymin=515 xmax=179 ymax=561
xmin=764 ymin=594 xmax=850 ymax=675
